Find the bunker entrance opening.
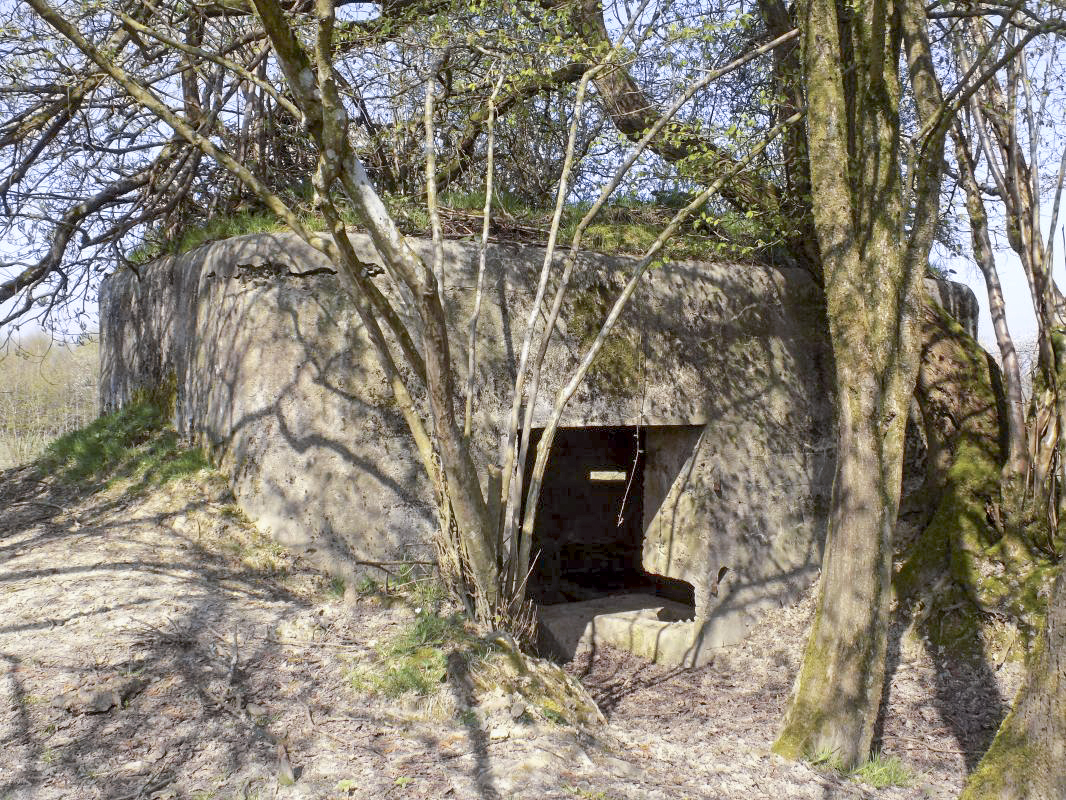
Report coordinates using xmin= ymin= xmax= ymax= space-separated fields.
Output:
xmin=522 ymin=425 xmax=694 ymax=609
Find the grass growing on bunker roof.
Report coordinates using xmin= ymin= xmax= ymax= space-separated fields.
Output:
xmin=127 ymin=192 xmax=785 ymax=267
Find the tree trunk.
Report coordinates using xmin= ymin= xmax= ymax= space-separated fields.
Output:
xmin=773 ymin=0 xmax=932 ymax=768
xmin=952 ymin=127 xmax=1028 ymax=481
xmin=961 ymin=568 xmax=1066 ymax=800
xmin=774 ymin=367 xmax=900 ymax=766
xmin=249 ymin=0 xmax=501 ymax=609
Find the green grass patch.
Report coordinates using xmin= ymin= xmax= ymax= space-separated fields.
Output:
xmin=355 ymin=575 xmax=380 ymax=595
xmin=38 ymin=391 xmax=207 ymax=491
xmin=807 ymin=746 xmax=846 ymax=772
xmin=129 ymin=203 xmax=325 ymax=264
xmin=849 ymin=753 xmax=914 ymax=789
xmin=130 ymin=209 xmax=290 ymax=263
xmin=391 ymin=191 xmax=781 ymax=263
xmin=128 ymin=192 xmax=782 ymax=274
xmin=349 ymin=607 xmax=488 ymax=699
xmin=347 ymin=590 xmax=603 ymax=727
xmin=174 ymin=211 xmax=285 ymax=254
xmin=809 ymin=748 xmax=914 ymax=789
xmin=217 ymin=523 xmax=290 ymax=576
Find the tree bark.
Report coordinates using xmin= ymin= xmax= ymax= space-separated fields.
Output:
xmin=962 ymin=569 xmax=1066 ymax=800
xmin=774 ymin=371 xmax=900 ymax=766
xmin=773 ymin=0 xmax=933 ymax=768
xmin=953 ymin=126 xmax=1028 ymax=480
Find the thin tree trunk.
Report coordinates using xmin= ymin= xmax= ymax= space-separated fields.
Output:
xmin=953 ymin=125 xmax=1028 ymax=479
xmin=463 ymin=76 xmax=503 ymax=439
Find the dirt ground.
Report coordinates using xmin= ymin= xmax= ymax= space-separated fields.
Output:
xmin=0 ymin=463 xmax=1022 ymax=800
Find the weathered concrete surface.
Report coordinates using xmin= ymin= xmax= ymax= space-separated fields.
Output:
xmin=927 ymin=277 xmax=980 ymax=339
xmin=99 ymin=230 xmax=976 ymax=662
xmin=101 ymin=234 xmax=436 ymax=578
xmin=538 ymin=594 xmax=698 ymax=664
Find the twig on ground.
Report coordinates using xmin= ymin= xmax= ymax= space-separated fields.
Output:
xmin=265 ymin=636 xmax=365 ymax=650
xmin=304 ymin=703 xmax=348 ymax=745
xmin=112 ymin=750 xmax=171 ymax=800
xmin=304 ymin=706 xmax=388 ymax=757
xmin=9 ymin=500 xmax=65 ymax=511
xmin=227 ymin=629 xmax=240 ymax=684
xmin=355 ymin=560 xmax=435 ymax=568
xmin=883 ymin=735 xmax=980 ymax=755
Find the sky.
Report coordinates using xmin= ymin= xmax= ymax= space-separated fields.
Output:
xmin=945 ymin=213 xmax=1066 ymax=357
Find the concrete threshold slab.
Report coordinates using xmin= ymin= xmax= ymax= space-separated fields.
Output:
xmin=538 ymin=593 xmax=699 ymax=666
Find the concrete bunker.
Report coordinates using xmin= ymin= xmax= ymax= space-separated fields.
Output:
xmin=97 ymin=231 xmax=978 ymax=668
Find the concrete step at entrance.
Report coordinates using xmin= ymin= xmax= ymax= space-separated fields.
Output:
xmin=538 ymin=593 xmax=698 ymax=665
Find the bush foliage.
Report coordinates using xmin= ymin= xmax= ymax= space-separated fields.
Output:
xmin=0 ymin=334 xmax=99 ymax=469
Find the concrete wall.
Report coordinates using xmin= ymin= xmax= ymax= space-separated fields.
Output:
xmin=99 ymin=230 xmax=975 ymax=659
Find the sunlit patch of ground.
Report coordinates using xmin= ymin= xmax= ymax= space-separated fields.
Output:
xmin=0 ymin=440 xmax=1021 ymax=799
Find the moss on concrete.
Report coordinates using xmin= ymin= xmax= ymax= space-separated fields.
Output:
xmin=472 ymin=634 xmax=604 ymax=728
xmin=887 ymin=300 xmax=1062 ymax=691
xmin=567 ymin=283 xmax=643 ymax=394
xmin=895 ymin=427 xmax=1054 ymax=657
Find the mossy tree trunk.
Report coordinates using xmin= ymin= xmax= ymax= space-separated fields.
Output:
xmin=961 ymin=568 xmax=1066 ymax=800
xmin=773 ymin=0 xmax=947 ymax=768
xmin=911 ymin=305 xmax=1013 ymax=596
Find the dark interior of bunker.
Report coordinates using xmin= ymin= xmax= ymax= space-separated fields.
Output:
xmin=522 ymin=426 xmax=695 ymax=610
